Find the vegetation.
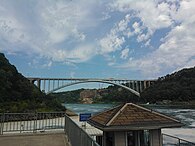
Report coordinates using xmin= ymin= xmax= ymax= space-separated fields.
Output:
xmin=93 ymin=86 xmax=142 ymax=103
xmin=51 ymin=85 xmax=143 ymax=104
xmin=0 ymin=53 xmax=65 ymax=113
xmin=141 ymin=67 xmax=195 ymax=103
xmin=51 ymin=89 xmax=85 ymax=103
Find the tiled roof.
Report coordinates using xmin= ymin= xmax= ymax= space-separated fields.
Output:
xmin=88 ymin=103 xmax=183 ymax=131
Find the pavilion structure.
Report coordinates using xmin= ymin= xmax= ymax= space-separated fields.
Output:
xmin=88 ymin=103 xmax=183 ymax=146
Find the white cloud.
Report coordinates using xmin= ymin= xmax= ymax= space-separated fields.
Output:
xmin=99 ymin=14 xmax=131 ymax=54
xmin=42 ymin=61 xmax=53 ymax=68
xmin=112 ymin=0 xmax=195 ymax=77
xmin=70 ymin=71 xmax=75 ymax=78
xmin=100 ymin=35 xmax=125 ymax=54
xmin=28 ymin=57 xmax=53 ymax=69
xmin=101 ymin=12 xmax=111 ymax=20
xmin=0 ymin=0 xmax=194 ymax=78
xmin=111 ymin=0 xmax=174 ymax=45
xmin=39 ymin=1 xmax=88 ymax=44
xmin=122 ymin=19 xmax=195 ymax=76
xmin=113 ymin=0 xmax=173 ymax=29
xmin=132 ymin=22 xmax=141 ymax=34
xmin=48 ymin=44 xmax=97 ymax=63
xmin=0 ymin=0 xmax=102 ymax=64
xmin=120 ymin=48 xmax=129 ymax=59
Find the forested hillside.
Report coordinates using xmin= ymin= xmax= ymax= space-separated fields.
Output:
xmin=141 ymin=67 xmax=195 ymax=103
xmin=51 ymin=85 xmax=143 ymax=104
xmin=0 ymin=53 xmax=65 ymax=112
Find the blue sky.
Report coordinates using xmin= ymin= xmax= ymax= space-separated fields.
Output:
xmin=1 ymin=0 xmax=195 ymax=81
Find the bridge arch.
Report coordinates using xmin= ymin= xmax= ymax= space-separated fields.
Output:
xmin=47 ymin=80 xmax=140 ymax=97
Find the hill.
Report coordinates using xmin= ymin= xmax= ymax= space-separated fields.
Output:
xmin=0 ymin=53 xmax=65 ymax=112
xmin=141 ymin=67 xmax=195 ymax=103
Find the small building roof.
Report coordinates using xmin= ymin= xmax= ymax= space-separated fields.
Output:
xmin=88 ymin=103 xmax=183 ymax=131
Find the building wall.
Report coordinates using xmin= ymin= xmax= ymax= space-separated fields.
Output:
xmin=149 ymin=129 xmax=162 ymax=146
xmin=103 ymin=129 xmax=162 ymax=146
xmin=114 ymin=132 xmax=126 ymax=146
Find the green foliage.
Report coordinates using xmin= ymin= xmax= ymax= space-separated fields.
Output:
xmin=51 ymin=86 xmax=143 ymax=104
xmin=141 ymin=67 xmax=195 ymax=103
xmin=50 ymin=89 xmax=84 ymax=103
xmin=93 ymin=86 xmax=143 ymax=103
xmin=0 ymin=53 xmax=65 ymax=113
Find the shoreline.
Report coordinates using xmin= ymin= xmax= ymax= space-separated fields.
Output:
xmin=64 ymin=102 xmax=195 ymax=109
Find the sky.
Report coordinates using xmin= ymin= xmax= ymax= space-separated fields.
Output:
xmin=1 ymin=0 xmax=195 ymax=82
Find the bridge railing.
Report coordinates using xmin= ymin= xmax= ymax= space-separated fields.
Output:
xmin=163 ymin=133 xmax=195 ymax=146
xmin=65 ymin=114 xmax=100 ymax=146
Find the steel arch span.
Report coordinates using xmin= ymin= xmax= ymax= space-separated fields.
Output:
xmin=47 ymin=80 xmax=140 ymax=97
xmin=28 ymin=77 xmax=156 ymax=97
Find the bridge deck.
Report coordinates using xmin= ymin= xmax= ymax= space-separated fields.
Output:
xmin=0 ymin=132 xmax=70 ymax=146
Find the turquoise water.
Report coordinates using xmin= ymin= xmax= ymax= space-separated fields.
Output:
xmin=64 ymin=103 xmax=116 ymax=114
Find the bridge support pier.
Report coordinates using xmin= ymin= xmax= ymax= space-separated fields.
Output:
xmin=139 ymin=81 xmax=142 ymax=92
xmin=37 ymin=79 xmax=41 ymax=89
xmin=144 ymin=81 xmax=147 ymax=89
xmin=28 ymin=78 xmax=41 ymax=89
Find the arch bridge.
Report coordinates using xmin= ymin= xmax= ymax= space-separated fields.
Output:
xmin=27 ymin=78 xmax=156 ymax=97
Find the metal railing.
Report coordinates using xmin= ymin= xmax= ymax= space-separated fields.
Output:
xmin=163 ymin=134 xmax=195 ymax=146
xmin=64 ymin=114 xmax=100 ymax=146
xmin=0 ymin=112 xmax=65 ymax=134
xmin=0 ymin=112 xmax=100 ymax=146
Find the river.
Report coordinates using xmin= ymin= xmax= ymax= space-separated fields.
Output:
xmin=64 ymin=103 xmax=195 ymax=143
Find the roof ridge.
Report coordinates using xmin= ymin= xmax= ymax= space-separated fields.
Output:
xmin=103 ymin=104 xmax=123 ymax=125
xmin=88 ymin=104 xmax=122 ymax=123
xmin=106 ymin=103 xmax=129 ymax=126
xmin=87 ymin=103 xmax=183 ymax=130
xmin=131 ymin=103 xmax=181 ymax=123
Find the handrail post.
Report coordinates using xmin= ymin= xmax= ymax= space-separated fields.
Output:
xmin=0 ymin=114 xmax=2 ymax=135
xmin=0 ymin=114 xmax=1 ymax=135
xmin=64 ymin=114 xmax=68 ymax=135
xmin=0 ymin=113 xmax=5 ymax=135
xmin=33 ymin=112 xmax=37 ymax=133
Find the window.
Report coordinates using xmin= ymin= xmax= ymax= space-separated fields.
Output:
xmin=143 ymin=130 xmax=150 ymax=146
xmin=127 ymin=131 xmax=135 ymax=146
xmin=106 ymin=132 xmax=114 ymax=146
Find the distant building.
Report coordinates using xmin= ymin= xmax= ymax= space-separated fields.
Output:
xmin=80 ymin=89 xmax=97 ymax=104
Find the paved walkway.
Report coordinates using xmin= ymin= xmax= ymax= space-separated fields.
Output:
xmin=0 ymin=132 xmax=70 ymax=146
